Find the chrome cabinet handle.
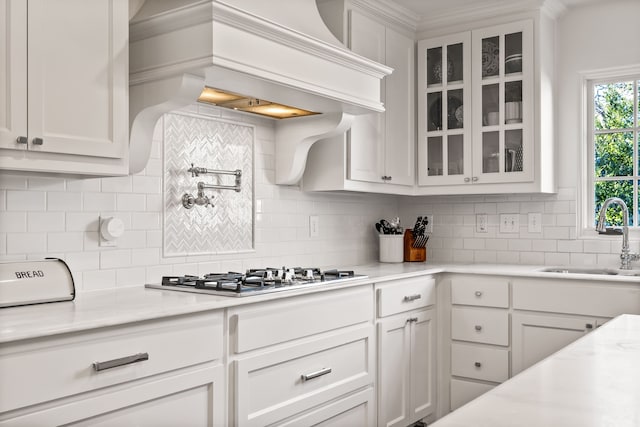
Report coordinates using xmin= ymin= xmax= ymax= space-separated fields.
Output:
xmin=472 ymin=176 xmax=479 ymax=182
xmin=301 ymin=367 xmax=332 ymax=381
xmin=474 ymin=362 xmax=482 ymax=368
xmin=474 ymin=325 xmax=483 ymax=331
xmin=474 ymin=291 xmax=483 ymax=297
xmin=405 ymin=316 xmax=419 ymax=324
xmin=16 ymin=136 xmax=28 ymax=144
xmin=464 ymin=177 xmax=470 ymax=183
xmin=403 ymin=294 xmax=422 ymax=302
xmin=586 ymin=323 xmax=593 ymax=329
xmin=32 ymin=137 xmax=43 ymax=145
xmin=387 ymin=176 xmax=392 ymax=181
xmin=93 ymin=352 xmax=149 ymax=372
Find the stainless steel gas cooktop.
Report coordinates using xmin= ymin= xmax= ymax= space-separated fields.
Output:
xmin=145 ymin=267 xmax=367 ymax=297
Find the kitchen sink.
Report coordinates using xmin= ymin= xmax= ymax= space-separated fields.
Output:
xmin=538 ymin=267 xmax=640 ymax=276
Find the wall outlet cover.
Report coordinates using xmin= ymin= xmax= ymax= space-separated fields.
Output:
xmin=476 ymin=214 xmax=488 ymax=233
xmin=424 ymin=214 xmax=434 ymax=233
xmin=309 ymin=215 xmax=319 ymax=238
xmin=528 ymin=212 xmax=542 ymax=233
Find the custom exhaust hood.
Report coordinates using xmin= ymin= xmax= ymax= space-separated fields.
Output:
xmin=129 ymin=0 xmax=392 ymax=184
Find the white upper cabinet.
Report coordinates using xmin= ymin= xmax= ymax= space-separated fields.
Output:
xmin=0 ymin=0 xmax=129 ymax=176
xmin=418 ymin=32 xmax=472 ymax=186
xmin=302 ymin=1 xmax=415 ymax=194
xmin=417 ymin=14 xmax=556 ymax=195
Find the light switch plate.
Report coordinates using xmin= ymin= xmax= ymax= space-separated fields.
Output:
xmin=528 ymin=212 xmax=542 ymax=233
xmin=499 ymin=214 xmax=519 ymax=233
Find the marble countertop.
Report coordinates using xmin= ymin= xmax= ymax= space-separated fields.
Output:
xmin=432 ymin=314 xmax=640 ymax=427
xmin=1 ymin=262 xmax=639 ymax=344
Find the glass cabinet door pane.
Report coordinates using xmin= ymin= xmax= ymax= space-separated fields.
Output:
xmin=427 ymin=137 xmax=443 ymax=176
xmin=447 ymin=89 xmax=464 ymax=130
xmin=482 ymin=131 xmax=499 ymax=173
xmin=505 ymin=32 xmax=523 ymax=74
xmin=505 ymin=81 xmax=522 ymax=124
xmin=482 ymin=84 xmax=499 ymax=126
xmin=448 ymin=135 xmax=464 ymax=175
xmin=427 ymin=47 xmax=442 ymax=86
xmin=481 ymin=36 xmax=499 ymax=78
xmin=447 ymin=43 xmax=463 ymax=83
xmin=427 ymin=92 xmax=442 ymax=131
xmin=505 ymin=129 xmax=523 ymax=172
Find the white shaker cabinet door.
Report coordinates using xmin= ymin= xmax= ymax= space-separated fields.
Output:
xmin=347 ymin=9 xmax=385 ymax=184
xmin=383 ymin=26 xmax=415 ymax=187
xmin=26 ymin=0 xmax=128 ymax=160
xmin=0 ymin=0 xmax=27 ymax=150
xmin=512 ymin=312 xmax=596 ymax=375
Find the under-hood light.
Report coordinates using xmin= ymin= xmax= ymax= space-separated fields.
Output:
xmin=197 ymin=87 xmax=319 ymax=119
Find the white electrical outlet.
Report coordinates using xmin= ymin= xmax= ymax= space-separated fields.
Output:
xmin=424 ymin=214 xmax=433 ymax=233
xmin=476 ymin=214 xmax=488 ymax=233
xmin=309 ymin=215 xmax=319 ymax=238
xmin=528 ymin=212 xmax=542 ymax=233
xmin=499 ymin=214 xmax=519 ymax=233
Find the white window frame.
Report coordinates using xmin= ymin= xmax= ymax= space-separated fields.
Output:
xmin=579 ymin=65 xmax=640 ymax=239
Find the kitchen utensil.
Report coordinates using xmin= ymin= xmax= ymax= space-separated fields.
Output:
xmin=375 ymin=223 xmax=383 ymax=234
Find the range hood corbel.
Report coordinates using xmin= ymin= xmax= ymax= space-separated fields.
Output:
xmin=128 ymin=0 xmax=392 ymax=181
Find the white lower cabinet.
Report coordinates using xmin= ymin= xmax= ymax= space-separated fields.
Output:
xmin=0 ymin=311 xmax=225 ymax=426
xmin=511 ymin=312 xmax=597 ymax=375
xmin=447 ymin=275 xmax=510 ymax=412
xmin=376 ymin=277 xmax=436 ymax=427
xmin=228 ymin=286 xmax=375 ymax=427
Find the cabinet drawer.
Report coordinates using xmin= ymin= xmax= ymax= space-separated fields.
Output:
xmin=450 ymin=378 xmax=495 ymax=411
xmin=377 ymin=276 xmax=435 ymax=317
xmin=235 ymin=325 xmax=373 ymax=427
xmin=513 ymin=278 xmax=640 ymax=317
xmin=0 ymin=311 xmax=223 ymax=413
xmin=230 ymin=286 xmax=373 ymax=353
xmin=451 ymin=307 xmax=509 ymax=346
xmin=277 ymin=388 xmax=374 ymax=427
xmin=451 ymin=342 xmax=509 ymax=382
xmin=451 ymin=275 xmax=509 ymax=308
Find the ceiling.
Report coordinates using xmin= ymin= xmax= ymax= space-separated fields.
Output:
xmin=392 ymin=0 xmax=600 ymax=21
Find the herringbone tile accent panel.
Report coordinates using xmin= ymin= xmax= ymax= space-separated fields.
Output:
xmin=163 ymin=112 xmax=254 ymax=256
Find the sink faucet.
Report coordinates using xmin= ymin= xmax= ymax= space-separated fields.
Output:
xmin=596 ymin=197 xmax=639 ymax=269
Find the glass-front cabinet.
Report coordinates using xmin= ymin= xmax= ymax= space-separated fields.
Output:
xmin=472 ymin=20 xmax=533 ymax=184
xmin=418 ymin=33 xmax=471 ymax=186
xmin=418 ymin=20 xmax=534 ymax=188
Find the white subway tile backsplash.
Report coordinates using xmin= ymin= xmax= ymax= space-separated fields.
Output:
xmin=116 ymin=267 xmax=147 ymax=287
xmin=101 ymin=176 xmax=132 ymax=193
xmin=7 ymin=190 xmax=46 ymax=211
xmin=66 ymin=213 xmax=99 ymax=232
xmin=82 ymin=269 xmax=116 ymax=291
xmin=557 ymin=240 xmax=583 ymax=253
xmin=116 ymin=193 xmax=146 ymax=212
xmin=520 ymin=251 xmax=545 ymax=265
xmin=66 ymin=177 xmax=101 ymax=193
xmin=28 ymin=212 xmax=65 ymax=232
xmin=48 ymin=232 xmax=84 ymax=252
xmin=132 ymin=212 xmax=160 ymax=230
xmin=132 ymin=176 xmax=161 ymax=194
xmin=0 ymin=174 xmax=28 ymax=190
xmin=7 ymin=232 xmax=46 ymax=254
xmin=48 ymin=192 xmax=82 ymax=212
xmin=0 ymin=212 xmax=26 ymax=232
xmin=100 ymin=249 xmax=132 ymax=269
xmin=83 ymin=193 xmax=116 ymax=212
xmin=28 ymin=177 xmax=66 ymax=191
xmin=569 ymin=252 xmax=597 ymax=266
xmin=64 ymin=251 xmax=100 ymax=272
xmin=545 ymin=252 xmax=571 ymax=265
xmin=132 ymin=248 xmax=160 ymax=266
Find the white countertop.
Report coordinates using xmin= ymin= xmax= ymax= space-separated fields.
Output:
xmin=1 ymin=262 xmax=639 ymax=343
xmin=432 ymin=314 xmax=640 ymax=427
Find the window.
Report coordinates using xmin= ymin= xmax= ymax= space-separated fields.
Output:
xmin=587 ymin=76 xmax=640 ymax=229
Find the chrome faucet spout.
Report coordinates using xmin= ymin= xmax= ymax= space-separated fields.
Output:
xmin=596 ymin=197 xmax=638 ymax=269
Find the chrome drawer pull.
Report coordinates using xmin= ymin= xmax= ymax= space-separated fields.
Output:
xmin=31 ymin=137 xmax=44 ymax=145
xmin=474 ymin=291 xmax=483 ymax=297
xmin=93 ymin=352 xmax=149 ymax=372
xmin=474 ymin=325 xmax=483 ymax=331
xmin=16 ymin=136 xmax=28 ymax=144
xmin=475 ymin=362 xmax=482 ymax=368
xmin=403 ymin=294 xmax=422 ymax=302
xmin=301 ymin=367 xmax=332 ymax=381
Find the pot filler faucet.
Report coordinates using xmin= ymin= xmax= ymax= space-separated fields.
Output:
xmin=596 ymin=197 xmax=640 ymax=269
